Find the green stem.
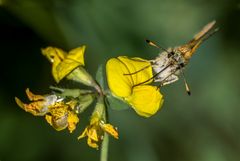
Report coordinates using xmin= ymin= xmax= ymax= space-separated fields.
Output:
xmin=100 ymin=96 xmax=109 ymax=161
xmin=100 ymin=133 xmax=109 ymax=161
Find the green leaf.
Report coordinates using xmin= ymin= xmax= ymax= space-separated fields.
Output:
xmin=96 ymin=64 xmax=105 ymax=89
xmin=106 ymin=94 xmax=130 ymax=111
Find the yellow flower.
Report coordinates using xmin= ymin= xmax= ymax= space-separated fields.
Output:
xmin=41 ymin=46 xmax=85 ymax=83
xmin=15 ymin=88 xmax=79 ymax=133
xmin=15 ymin=88 xmax=57 ymax=116
xmin=78 ymin=100 xmax=118 ymax=149
xmin=78 ymin=112 xmax=118 ymax=149
xmin=41 ymin=46 xmax=96 ymax=87
xmin=106 ymin=56 xmax=164 ymax=117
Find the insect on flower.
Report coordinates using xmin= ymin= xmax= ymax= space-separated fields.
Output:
xmin=130 ymin=20 xmax=219 ymax=95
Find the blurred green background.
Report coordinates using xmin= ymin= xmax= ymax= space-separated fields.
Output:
xmin=0 ymin=0 xmax=240 ymax=161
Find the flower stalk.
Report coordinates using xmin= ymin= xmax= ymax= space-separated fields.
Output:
xmin=100 ymin=132 xmax=109 ymax=161
xmin=100 ymin=95 xmax=109 ymax=161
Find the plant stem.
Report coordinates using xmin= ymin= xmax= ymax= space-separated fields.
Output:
xmin=100 ymin=133 xmax=109 ymax=161
xmin=100 ymin=95 xmax=109 ymax=161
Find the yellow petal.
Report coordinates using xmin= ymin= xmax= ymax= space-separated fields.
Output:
xmin=87 ymin=127 xmax=99 ymax=142
xmin=78 ymin=127 xmax=88 ymax=139
xmin=106 ymin=56 xmax=152 ymax=98
xmin=45 ymin=115 xmax=53 ymax=126
xmin=41 ymin=47 xmax=66 ymax=64
xmin=52 ymin=63 xmax=60 ymax=83
xmin=67 ymin=46 xmax=86 ymax=66
xmin=126 ymin=85 xmax=164 ymax=117
xmin=25 ymin=88 xmax=44 ymax=101
xmin=100 ymin=123 xmax=119 ymax=139
xmin=41 ymin=46 xmax=86 ymax=83
xmin=87 ymin=137 xmax=99 ymax=149
xmin=106 ymin=58 xmax=132 ymax=97
xmin=67 ymin=112 xmax=79 ymax=133
xmin=117 ymin=56 xmax=153 ymax=85
xmin=56 ymin=46 xmax=86 ymax=82
xmin=55 ymin=59 xmax=80 ymax=82
xmin=42 ymin=47 xmax=66 ymax=82
xmin=15 ymin=97 xmax=47 ymax=116
xmin=15 ymin=97 xmax=25 ymax=109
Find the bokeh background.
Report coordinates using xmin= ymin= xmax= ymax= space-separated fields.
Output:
xmin=0 ymin=0 xmax=240 ymax=161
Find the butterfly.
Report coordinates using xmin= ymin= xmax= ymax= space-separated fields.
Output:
xmin=132 ymin=21 xmax=218 ymax=95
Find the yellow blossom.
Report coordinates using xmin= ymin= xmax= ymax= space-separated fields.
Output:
xmin=42 ymin=45 xmax=98 ymax=88
xmin=106 ymin=56 xmax=164 ymax=117
xmin=15 ymin=88 xmax=79 ymax=133
xmin=15 ymin=88 xmax=57 ymax=116
xmin=42 ymin=46 xmax=93 ymax=84
xmin=78 ymin=109 xmax=118 ymax=149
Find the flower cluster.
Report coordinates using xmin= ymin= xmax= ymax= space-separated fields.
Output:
xmin=15 ymin=88 xmax=81 ymax=132
xmin=78 ymin=98 xmax=119 ymax=148
xmin=16 ymin=45 xmax=165 ymax=148
xmin=15 ymin=46 xmax=118 ymax=149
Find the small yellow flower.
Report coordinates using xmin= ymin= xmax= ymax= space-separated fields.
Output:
xmin=15 ymin=88 xmax=57 ymax=116
xmin=41 ymin=46 xmax=96 ymax=88
xmin=15 ymin=88 xmax=79 ymax=133
xmin=41 ymin=46 xmax=85 ymax=83
xmin=78 ymin=112 xmax=118 ymax=149
xmin=78 ymin=100 xmax=118 ymax=149
xmin=106 ymin=56 xmax=164 ymax=117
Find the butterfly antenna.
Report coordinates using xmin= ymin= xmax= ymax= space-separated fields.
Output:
xmin=146 ymin=39 xmax=171 ymax=54
xmin=184 ymin=76 xmax=191 ymax=96
xmin=179 ymin=67 xmax=191 ymax=95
